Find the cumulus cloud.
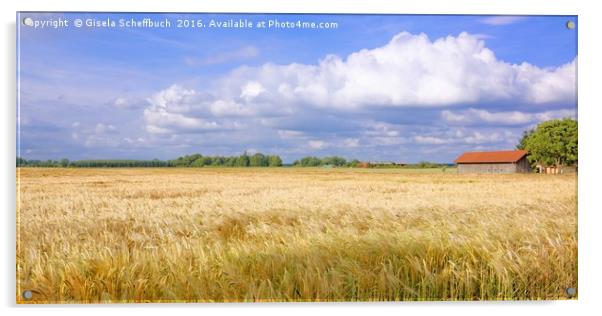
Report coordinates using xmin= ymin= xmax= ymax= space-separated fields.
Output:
xmin=146 ymin=84 xmax=197 ymax=113
xmin=240 ymin=81 xmax=265 ymax=101
xmin=142 ymin=83 xmax=287 ymax=134
xmin=143 ymin=85 xmax=224 ymax=134
xmin=144 ymin=110 xmax=220 ymax=134
xmin=441 ymin=108 xmax=576 ymax=125
xmin=208 ymin=32 xmax=575 ymax=109
xmin=209 ymin=99 xmax=256 ymax=117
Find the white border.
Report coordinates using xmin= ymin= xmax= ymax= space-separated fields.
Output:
xmin=3 ymin=1 xmax=600 ymax=316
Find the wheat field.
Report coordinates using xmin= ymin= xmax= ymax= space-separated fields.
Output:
xmin=16 ymin=167 xmax=577 ymax=303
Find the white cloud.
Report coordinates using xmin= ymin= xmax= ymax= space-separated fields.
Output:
xmin=142 ymin=83 xmax=283 ymax=133
xmin=363 ymin=122 xmax=400 ymax=137
xmin=144 ymin=109 xmax=219 ymax=134
xmin=413 ymin=128 xmax=515 ymax=146
xmin=480 ymin=16 xmax=526 ymax=26
xmin=308 ymin=140 xmax=328 ymax=150
xmin=143 ymin=85 xmax=224 ymax=134
xmin=211 ymin=32 xmax=575 ymax=109
xmin=209 ymin=99 xmax=255 ymax=117
xmin=464 ymin=131 xmax=503 ymax=144
xmin=145 ymin=125 xmax=171 ymax=135
xmin=342 ymin=138 xmax=360 ymax=148
xmin=240 ymin=81 xmax=265 ymax=101
xmin=414 ymin=135 xmax=447 ymax=145
xmin=359 ymin=121 xmax=407 ymax=147
xmin=371 ymin=137 xmax=407 ymax=146
xmin=68 ymin=120 xmax=124 ymax=149
xmin=277 ymin=130 xmax=304 ymax=139
xmin=146 ymin=84 xmax=197 ymax=112
xmin=441 ymin=108 xmax=576 ymax=125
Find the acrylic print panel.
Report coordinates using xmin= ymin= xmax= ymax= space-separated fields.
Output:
xmin=16 ymin=12 xmax=578 ymax=303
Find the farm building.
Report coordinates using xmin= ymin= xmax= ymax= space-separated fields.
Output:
xmin=454 ymin=150 xmax=531 ymax=174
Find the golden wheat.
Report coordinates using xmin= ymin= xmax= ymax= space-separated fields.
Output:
xmin=16 ymin=167 xmax=577 ymax=303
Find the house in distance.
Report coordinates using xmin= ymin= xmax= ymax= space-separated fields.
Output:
xmin=454 ymin=150 xmax=531 ymax=174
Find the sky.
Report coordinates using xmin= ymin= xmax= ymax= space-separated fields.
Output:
xmin=17 ymin=13 xmax=577 ymax=163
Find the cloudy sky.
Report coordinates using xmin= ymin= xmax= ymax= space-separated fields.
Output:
xmin=17 ymin=13 xmax=577 ymax=163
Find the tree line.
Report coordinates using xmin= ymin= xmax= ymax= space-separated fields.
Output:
xmin=16 ymin=158 xmax=171 ymax=168
xmin=289 ymin=156 xmax=448 ymax=168
xmin=170 ymin=153 xmax=283 ymax=167
xmin=16 ymin=153 xmax=283 ymax=168
xmin=16 ymin=153 xmax=450 ymax=169
xmin=292 ymin=156 xmax=351 ymax=167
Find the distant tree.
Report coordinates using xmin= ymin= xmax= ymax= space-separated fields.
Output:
xmin=211 ymin=156 xmax=225 ymax=166
xmin=415 ymin=161 xmax=433 ymax=168
xmin=236 ymin=153 xmax=250 ymax=167
xmin=225 ymin=157 xmax=237 ymax=167
xmin=201 ymin=156 xmax=213 ymax=166
xmin=60 ymin=158 xmax=70 ymax=167
xmin=267 ymin=155 xmax=283 ymax=167
xmin=322 ymin=156 xmax=347 ymax=166
xmin=172 ymin=155 xmax=195 ymax=167
xmin=249 ymin=153 xmax=268 ymax=167
xmin=294 ymin=156 xmax=322 ymax=167
xmin=190 ymin=158 xmax=204 ymax=167
xmin=68 ymin=159 xmax=170 ymax=168
xmin=348 ymin=159 xmax=361 ymax=167
xmin=520 ymin=118 xmax=577 ymax=169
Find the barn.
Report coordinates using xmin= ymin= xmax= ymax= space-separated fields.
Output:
xmin=454 ymin=150 xmax=531 ymax=174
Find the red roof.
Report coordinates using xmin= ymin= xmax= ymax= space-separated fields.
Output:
xmin=454 ymin=150 xmax=528 ymax=164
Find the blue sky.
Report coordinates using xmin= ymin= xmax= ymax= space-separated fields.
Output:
xmin=17 ymin=13 xmax=577 ymax=163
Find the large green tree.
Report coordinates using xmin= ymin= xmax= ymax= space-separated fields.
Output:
xmin=518 ymin=118 xmax=577 ymax=168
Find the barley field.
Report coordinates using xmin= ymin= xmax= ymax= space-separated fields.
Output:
xmin=16 ymin=167 xmax=577 ymax=303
